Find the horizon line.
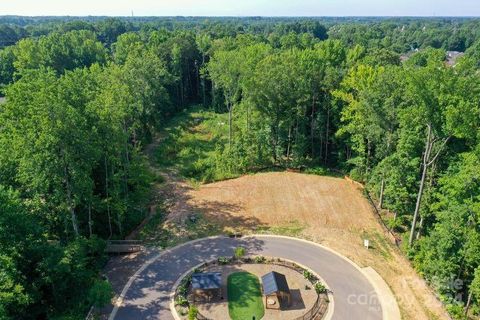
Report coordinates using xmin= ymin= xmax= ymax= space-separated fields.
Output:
xmin=1 ymin=14 xmax=480 ymax=18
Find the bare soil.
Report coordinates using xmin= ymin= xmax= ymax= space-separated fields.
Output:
xmin=167 ymin=172 xmax=450 ymax=320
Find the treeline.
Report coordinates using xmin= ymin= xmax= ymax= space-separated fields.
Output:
xmin=203 ymin=34 xmax=480 ymax=318
xmin=0 ymin=29 xmax=201 ymax=319
xmin=1 ymin=16 xmax=480 ymax=52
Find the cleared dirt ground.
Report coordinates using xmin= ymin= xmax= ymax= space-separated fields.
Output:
xmin=171 ymin=172 xmax=450 ymax=320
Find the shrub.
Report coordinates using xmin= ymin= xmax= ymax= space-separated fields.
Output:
xmin=88 ymin=279 xmax=113 ymax=308
xmin=177 ymin=282 xmax=188 ymax=296
xmin=188 ymin=305 xmax=198 ymax=320
xmin=254 ymin=256 xmax=266 ymax=263
xmin=446 ymin=303 xmax=466 ymax=320
xmin=304 ymin=167 xmax=329 ymax=176
xmin=234 ymin=247 xmax=246 ymax=259
xmin=303 ymin=270 xmax=315 ymax=281
xmin=218 ymin=256 xmax=231 ymax=265
xmin=314 ymin=282 xmax=327 ymax=294
xmin=175 ymin=295 xmax=188 ymax=307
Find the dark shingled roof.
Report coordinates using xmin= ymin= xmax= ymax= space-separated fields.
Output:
xmin=191 ymin=272 xmax=222 ymax=290
xmin=261 ymin=271 xmax=290 ymax=295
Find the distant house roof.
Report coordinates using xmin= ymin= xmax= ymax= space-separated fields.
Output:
xmin=191 ymin=272 xmax=222 ymax=290
xmin=261 ymin=271 xmax=290 ymax=296
xmin=446 ymin=51 xmax=465 ymax=66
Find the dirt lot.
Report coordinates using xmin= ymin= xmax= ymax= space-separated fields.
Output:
xmin=164 ymin=172 xmax=450 ymax=320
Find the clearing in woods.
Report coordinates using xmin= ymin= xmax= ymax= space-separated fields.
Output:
xmin=147 ymin=170 xmax=449 ymax=320
xmin=137 ymin=109 xmax=449 ymax=320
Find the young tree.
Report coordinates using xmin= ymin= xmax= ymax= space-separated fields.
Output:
xmin=196 ymin=33 xmax=212 ymax=106
xmin=208 ymin=49 xmax=243 ymax=146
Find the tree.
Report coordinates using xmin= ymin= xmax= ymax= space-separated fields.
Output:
xmin=467 ymin=268 xmax=480 ymax=315
xmin=196 ymin=33 xmax=212 ymax=106
xmin=250 ymin=50 xmax=306 ymax=163
xmin=0 ymin=47 xmax=15 ymax=91
xmin=208 ymin=49 xmax=242 ymax=146
xmin=405 ymin=61 xmax=476 ymax=247
xmin=13 ymin=30 xmax=107 ymax=75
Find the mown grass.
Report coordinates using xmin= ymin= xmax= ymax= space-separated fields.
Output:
xmin=227 ymin=272 xmax=265 ymax=320
xmin=361 ymin=230 xmax=394 ymax=260
xmin=257 ymin=220 xmax=306 ymax=237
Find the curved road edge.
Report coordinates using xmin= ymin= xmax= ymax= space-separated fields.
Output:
xmin=361 ymin=267 xmax=401 ymax=320
xmin=168 ymin=256 xmax=335 ymax=320
xmin=109 ymin=234 xmax=401 ymax=320
xmin=253 ymin=235 xmax=401 ymax=320
xmin=108 ymin=236 xmax=222 ymax=320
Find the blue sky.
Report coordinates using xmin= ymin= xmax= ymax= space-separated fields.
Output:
xmin=1 ymin=0 xmax=479 ymax=17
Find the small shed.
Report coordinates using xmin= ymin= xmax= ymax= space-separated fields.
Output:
xmin=261 ymin=271 xmax=291 ymax=309
xmin=191 ymin=272 xmax=222 ymax=302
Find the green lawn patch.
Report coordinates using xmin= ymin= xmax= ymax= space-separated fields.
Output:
xmin=227 ymin=272 xmax=265 ymax=320
xmin=155 ymin=105 xmax=235 ymax=182
xmin=257 ymin=220 xmax=306 ymax=237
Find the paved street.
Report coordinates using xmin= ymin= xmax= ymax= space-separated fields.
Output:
xmin=111 ymin=236 xmax=382 ymax=320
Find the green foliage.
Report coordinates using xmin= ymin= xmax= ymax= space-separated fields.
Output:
xmin=234 ymin=247 xmax=246 ymax=259
xmin=88 ymin=280 xmax=113 ymax=308
xmin=13 ymin=30 xmax=107 ymax=74
xmin=175 ymin=295 xmax=188 ymax=307
xmin=188 ymin=305 xmax=198 ymax=320
xmin=314 ymin=282 xmax=327 ymax=294
xmin=218 ymin=256 xmax=231 ymax=265
xmin=303 ymin=270 xmax=316 ymax=282
xmin=155 ymin=106 xmax=240 ymax=182
xmin=1 ymin=16 xmax=480 ymax=319
xmin=471 ymin=268 xmax=480 ymax=307
xmin=254 ymin=256 xmax=266 ymax=264
xmin=227 ymin=272 xmax=264 ymax=320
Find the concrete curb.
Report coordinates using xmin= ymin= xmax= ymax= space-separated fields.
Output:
xmin=362 ymin=267 xmax=401 ymax=320
xmin=170 ymin=261 xmax=205 ymax=320
xmin=109 ymin=234 xmax=400 ymax=320
xmin=251 ymin=234 xmax=401 ymax=320
xmin=169 ymin=255 xmax=334 ymax=320
xmin=108 ymin=236 xmax=222 ymax=320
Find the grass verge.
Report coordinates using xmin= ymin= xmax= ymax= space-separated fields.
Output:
xmin=227 ymin=272 xmax=265 ymax=320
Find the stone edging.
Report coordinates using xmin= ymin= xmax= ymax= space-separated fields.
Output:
xmin=169 ymin=256 xmax=333 ymax=320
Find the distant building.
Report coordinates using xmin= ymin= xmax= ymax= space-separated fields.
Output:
xmin=0 ymin=97 xmax=5 ymax=104
xmin=446 ymin=51 xmax=465 ymax=66
xmin=400 ymin=49 xmax=464 ymax=67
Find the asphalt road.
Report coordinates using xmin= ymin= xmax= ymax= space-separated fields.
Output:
xmin=111 ymin=236 xmax=382 ymax=320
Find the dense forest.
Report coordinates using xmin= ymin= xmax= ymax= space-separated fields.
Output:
xmin=0 ymin=16 xmax=479 ymax=319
